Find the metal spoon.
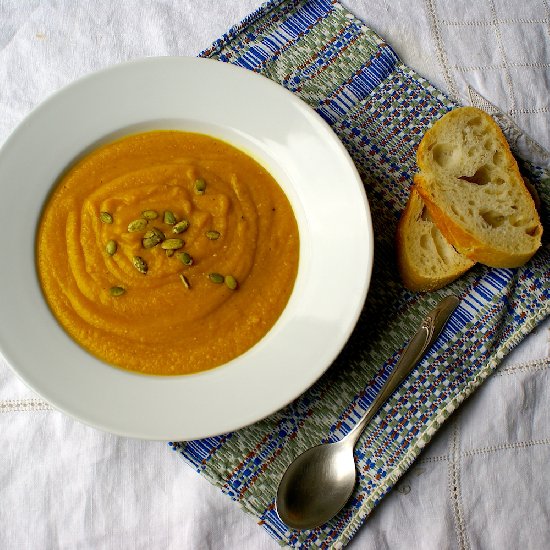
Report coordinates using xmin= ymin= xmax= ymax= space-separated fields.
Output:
xmin=276 ymin=295 xmax=459 ymax=530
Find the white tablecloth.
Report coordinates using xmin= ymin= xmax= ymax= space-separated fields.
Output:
xmin=1 ymin=2 xmax=549 ymax=548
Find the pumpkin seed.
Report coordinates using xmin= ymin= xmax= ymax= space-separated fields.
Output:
xmin=128 ymin=218 xmax=148 ymax=232
xmin=163 ymin=210 xmax=177 ymax=225
xmin=100 ymin=211 xmax=113 ymax=224
xmin=177 ymin=251 xmax=193 ymax=266
xmin=179 ymin=274 xmax=190 ymax=289
xmin=172 ymin=220 xmax=190 ymax=234
xmin=195 ymin=178 xmax=206 ymax=194
xmin=152 ymin=227 xmax=165 ymax=239
xmin=105 ymin=240 xmax=117 ymax=256
xmin=165 ymin=249 xmax=174 ymax=257
xmin=161 ymin=238 xmax=184 ymax=250
xmin=109 ymin=286 xmax=125 ymax=296
xmin=142 ymin=227 xmax=165 ymax=248
xmin=225 ymin=275 xmax=238 ymax=290
xmin=132 ymin=255 xmax=148 ymax=274
xmin=142 ymin=210 xmax=158 ymax=220
xmin=142 ymin=237 xmax=156 ymax=249
xmin=205 ymin=230 xmax=220 ymax=240
xmin=208 ymin=272 xmax=224 ymax=284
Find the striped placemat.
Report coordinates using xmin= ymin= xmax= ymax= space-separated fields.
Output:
xmin=170 ymin=1 xmax=550 ymax=547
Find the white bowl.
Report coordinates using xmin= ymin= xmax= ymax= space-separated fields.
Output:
xmin=0 ymin=57 xmax=373 ymax=440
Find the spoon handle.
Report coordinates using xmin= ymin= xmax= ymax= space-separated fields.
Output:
xmin=345 ymin=295 xmax=459 ymax=447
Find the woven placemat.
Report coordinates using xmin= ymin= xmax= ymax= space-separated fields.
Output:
xmin=171 ymin=1 xmax=550 ymax=547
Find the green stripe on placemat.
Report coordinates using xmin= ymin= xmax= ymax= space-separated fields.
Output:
xmin=171 ymin=1 xmax=550 ymax=547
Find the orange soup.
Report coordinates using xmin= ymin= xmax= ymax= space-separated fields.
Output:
xmin=37 ymin=131 xmax=299 ymax=375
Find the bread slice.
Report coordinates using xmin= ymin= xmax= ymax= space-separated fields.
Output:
xmin=415 ymin=107 xmax=542 ymax=267
xmin=397 ymin=188 xmax=475 ymax=291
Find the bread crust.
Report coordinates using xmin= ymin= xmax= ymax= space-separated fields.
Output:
xmin=397 ymin=187 xmax=474 ymax=291
xmin=414 ymin=174 xmax=537 ymax=267
xmin=415 ymin=107 xmax=542 ymax=268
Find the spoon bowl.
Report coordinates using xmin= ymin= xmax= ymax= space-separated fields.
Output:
xmin=276 ymin=440 xmax=356 ymax=530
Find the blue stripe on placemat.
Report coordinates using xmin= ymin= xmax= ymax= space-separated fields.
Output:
xmin=318 ymin=47 xmax=399 ymax=123
xmin=172 ymin=434 xmax=232 ymax=470
xmin=219 ymin=0 xmax=333 ymax=68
